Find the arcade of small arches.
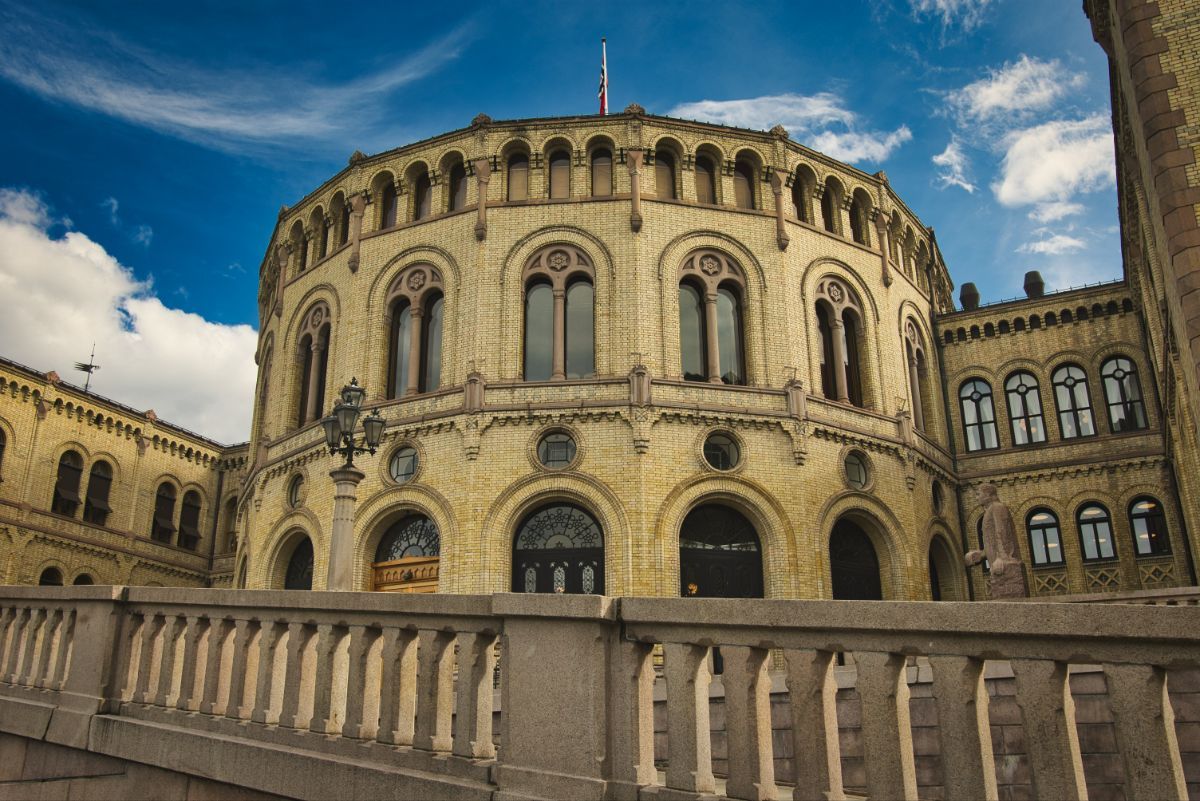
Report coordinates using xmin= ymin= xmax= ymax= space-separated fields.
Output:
xmin=944 ymin=296 xmax=1136 ymax=344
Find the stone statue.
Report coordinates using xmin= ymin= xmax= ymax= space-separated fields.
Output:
xmin=964 ymin=483 xmax=1029 ymax=599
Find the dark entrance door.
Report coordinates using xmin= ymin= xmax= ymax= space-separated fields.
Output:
xmin=679 ymin=504 xmax=763 ymax=598
xmin=829 ymin=519 xmax=882 ymax=600
xmin=512 ymin=503 xmax=604 ymax=594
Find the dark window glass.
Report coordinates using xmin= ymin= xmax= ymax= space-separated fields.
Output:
xmin=1053 ymin=365 xmax=1096 ymax=439
xmin=389 ymin=446 xmax=419 ymax=484
xmin=844 ymin=452 xmax=868 ymax=489
xmin=39 ymin=568 xmax=63 ymax=586
xmin=82 ymin=461 xmax=112 ymax=526
xmin=1101 ymin=357 xmax=1148 ymax=432
xmin=317 ymin=215 xmax=328 ymax=259
xmin=849 ymin=197 xmax=868 ymax=244
xmin=1027 ymin=510 xmax=1064 ymax=566
xmin=1130 ymin=497 xmax=1171 ymax=556
xmin=816 ymin=305 xmax=836 ymax=398
xmin=375 ymin=515 xmax=440 ymax=562
xmin=284 ymin=538 xmax=313 ymax=590
xmin=960 ymin=379 xmax=999 ymax=451
xmin=679 ymin=283 xmax=707 ymax=381
xmin=792 ymin=179 xmax=809 ymax=222
xmin=296 ymin=335 xmax=312 ymax=427
xmin=338 ymin=203 xmax=349 ymax=246
xmin=512 ymin=504 xmax=604 ymax=595
xmin=733 ymin=161 xmax=754 ymax=209
xmin=524 ymin=282 xmax=554 ymax=381
xmin=422 ymin=294 xmax=444 ymax=392
xmin=313 ymin=328 xmax=329 ymax=416
xmin=380 ymin=183 xmax=398 ymax=228
xmin=565 ymin=281 xmax=594 ymax=379
xmin=821 ymin=187 xmax=838 ymax=233
xmin=507 ymin=153 xmax=529 ymax=201
xmin=549 ymin=150 xmax=571 ymax=199
xmin=1077 ymin=504 xmax=1115 ymax=561
xmin=843 ymin=311 xmax=863 ymax=407
xmin=51 ymin=451 xmax=83 ymax=517
xmin=591 ymin=149 xmax=612 ymax=196
xmin=655 ymin=152 xmax=676 ymax=199
xmin=389 ymin=303 xmax=412 ymax=398
xmin=703 ymin=433 xmax=740 ymax=470
xmin=179 ymin=491 xmax=202 ymax=551
xmin=680 ymin=504 xmax=762 ymax=598
xmin=413 ymin=172 xmax=432 ymax=220
xmin=0 ymin=428 xmax=6 ymax=476
xmin=537 ymin=432 xmax=577 ymax=469
xmin=932 ymin=481 xmax=944 ymax=513
xmin=716 ymin=287 xmax=744 ymax=385
xmin=695 ymin=156 xmax=716 ymax=204
xmin=449 ymin=163 xmax=467 ymax=211
xmin=73 ymin=574 xmax=94 ymax=585
xmin=829 ymin=519 xmax=882 ymax=600
xmin=1005 ymin=371 xmax=1046 ymax=445
xmin=151 ymin=483 xmax=177 ymax=543
xmin=296 ymin=230 xmax=308 ymax=272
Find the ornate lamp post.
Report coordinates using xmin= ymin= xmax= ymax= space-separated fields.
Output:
xmin=320 ymin=379 xmax=385 ymax=590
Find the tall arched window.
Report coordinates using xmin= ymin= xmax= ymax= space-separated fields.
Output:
xmin=222 ymin=496 xmax=238 ymax=553
xmin=294 ymin=303 xmax=331 ymax=426
xmin=333 ymin=194 xmax=349 ymax=247
xmin=655 ymin=151 xmax=677 ymax=199
xmin=829 ymin=518 xmax=883 ymax=600
xmin=412 ymin=168 xmax=432 ymax=220
xmin=1077 ymin=503 xmax=1115 ymax=561
xmin=694 ymin=155 xmax=717 ymax=204
xmin=849 ymin=190 xmax=871 ymax=245
xmin=284 ymin=537 xmax=314 ymax=590
xmin=821 ymin=178 xmax=843 ymax=234
xmin=815 ymin=278 xmax=865 ymax=406
xmin=678 ymin=250 xmax=746 ymax=385
xmin=512 ymin=503 xmax=604 ymax=594
xmin=150 ymin=483 xmax=177 ymax=544
xmin=310 ymin=206 xmax=327 ymax=261
xmin=679 ymin=504 xmax=763 ymax=598
xmin=372 ymin=171 xmax=398 ymax=229
xmin=1101 ymin=356 xmax=1148 ymax=432
xmin=733 ymin=160 xmax=755 ymax=209
xmin=1026 ymin=509 xmax=1064 ymax=566
xmin=386 ymin=265 xmax=445 ymax=398
xmin=591 ymin=148 xmax=612 ymax=196
xmin=82 ymin=461 xmax=112 ymax=526
xmin=507 ymin=152 xmax=529 ymax=201
xmin=793 ymin=166 xmax=816 ymax=223
xmin=50 ymin=451 xmax=83 ymax=517
xmin=290 ymin=220 xmax=307 ymax=274
xmin=179 ymin=490 xmax=202 ymax=551
xmin=1130 ymin=497 xmax=1171 ymax=556
xmin=1052 ymin=364 xmax=1096 ymax=439
xmin=816 ymin=304 xmax=836 ymax=398
xmin=448 ymin=162 xmax=467 ymax=211
xmin=523 ymin=246 xmax=595 ymax=382
xmin=373 ymin=514 xmax=440 ymax=593
xmin=959 ymin=379 xmax=999 ymax=451
xmin=548 ymin=149 xmax=571 ymax=199
xmin=1005 ymin=371 xmax=1046 ymax=445
xmin=903 ymin=321 xmax=930 ymax=431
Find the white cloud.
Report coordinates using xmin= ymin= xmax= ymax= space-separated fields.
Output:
xmin=909 ymin=0 xmax=992 ymax=31
xmin=101 ymin=196 xmax=120 ymax=225
xmin=1017 ymin=234 xmax=1086 ymax=255
xmin=993 ymin=116 xmax=1115 ymax=206
xmin=1028 ymin=201 xmax=1085 ymax=223
xmin=932 ymin=139 xmax=976 ymax=192
xmin=947 ymin=56 xmax=1086 ymax=123
xmin=0 ymin=189 xmax=257 ymax=443
xmin=133 ymin=224 xmax=153 ymax=247
xmin=667 ymin=93 xmax=911 ymax=164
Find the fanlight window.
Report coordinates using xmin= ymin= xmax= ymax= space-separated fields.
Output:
xmin=512 ymin=503 xmax=604 ymax=595
xmin=1026 ymin=509 xmax=1065 ymax=566
xmin=959 ymin=379 xmax=999 ymax=451
xmin=1052 ymin=364 xmax=1096 ymax=439
xmin=1077 ymin=504 xmax=1115 ymax=561
xmin=515 ymin=504 xmax=602 ymax=550
xmin=1101 ymin=357 xmax=1148 ymax=432
xmin=375 ymin=515 xmax=440 ymax=562
xmin=50 ymin=450 xmax=84 ymax=517
xmin=150 ymin=483 xmax=177 ymax=543
xmin=1005 ymin=372 xmax=1046 ymax=445
xmin=1129 ymin=497 xmax=1171 ymax=556
xmin=82 ymin=461 xmax=113 ymax=526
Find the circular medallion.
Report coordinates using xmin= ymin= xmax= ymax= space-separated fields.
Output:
xmin=547 ymin=250 xmax=570 ymax=271
xmin=828 ymin=284 xmax=844 ymax=303
xmin=407 ymin=271 xmax=426 ymax=291
xmin=700 ymin=255 xmax=720 ymax=276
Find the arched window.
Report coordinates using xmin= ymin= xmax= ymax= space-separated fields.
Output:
xmin=50 ymin=450 xmax=83 ymax=517
xmin=829 ymin=519 xmax=882 ymax=600
xmin=1101 ymin=357 xmax=1148 ymax=432
xmin=1052 ymin=364 xmax=1096 ymax=438
xmin=655 ymin=151 xmax=677 ymax=199
xmin=373 ymin=515 xmax=440 ymax=593
xmin=284 ymin=537 xmax=313 ymax=590
xmin=793 ymin=167 xmax=816 ymax=223
xmin=412 ymin=169 xmax=432 ymax=220
xmin=733 ymin=160 xmax=755 ymax=209
xmin=290 ymin=220 xmax=307 ymax=274
xmin=150 ymin=483 xmax=177 ymax=544
xmin=821 ymin=178 xmax=843 ymax=234
xmin=448 ymin=162 xmax=467 ymax=211
xmin=310 ymin=206 xmax=327 ymax=261
xmin=1004 ymin=371 xmax=1046 ymax=445
xmin=507 ymin=152 xmax=529 ymax=201
xmin=548 ymin=149 xmax=571 ymax=199
xmin=222 ymin=497 xmax=238 ymax=553
xmin=380 ymin=182 xmax=398 ymax=228
xmin=815 ymin=278 xmax=865 ymax=406
xmin=903 ymin=321 xmax=930 ymax=431
xmin=335 ymin=196 xmax=350 ymax=247
xmin=386 ymin=265 xmax=445 ymax=398
xmin=959 ymin=379 xmax=999 ymax=451
xmin=0 ymin=428 xmax=6 ymax=477
xmin=1130 ymin=497 xmax=1171 ymax=556
xmin=295 ymin=304 xmax=331 ymax=426
xmin=1026 ymin=509 xmax=1064 ymax=566
xmin=1077 ymin=503 xmax=1115 ymax=561
xmin=82 ymin=461 xmax=113 ymax=526
xmin=73 ymin=574 xmax=94 ymax=585
xmin=591 ymin=148 xmax=612 ymax=196
xmin=179 ymin=490 xmax=202 ymax=551
xmin=39 ymin=568 xmax=63 ymax=586
xmin=694 ymin=155 xmax=717 ymax=204
xmin=849 ymin=190 xmax=871 ymax=245
xmin=679 ymin=504 xmax=763 ymax=598
xmin=523 ymin=246 xmax=595 ymax=382
xmin=512 ymin=503 xmax=604 ymax=594
xmin=678 ymin=250 xmax=746 ymax=385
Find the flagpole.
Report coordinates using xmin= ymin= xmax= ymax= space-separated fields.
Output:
xmin=599 ymin=38 xmax=608 ymax=116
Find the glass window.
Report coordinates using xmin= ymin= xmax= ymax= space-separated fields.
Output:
xmin=1027 ymin=509 xmax=1065 ymax=566
xmin=932 ymin=481 xmax=944 ymax=514
xmin=380 ymin=182 xmax=398 ymax=228
xmin=448 ymin=163 xmax=467 ymax=211
xmin=537 ymin=432 xmax=577 ymax=469
xmin=389 ymin=302 xmax=412 ymax=398
xmin=844 ymin=452 xmax=869 ymax=489
xmin=51 ymin=451 xmax=84 ymax=517
xmin=1052 ymin=365 xmax=1096 ymax=439
xmin=792 ymin=179 xmax=809 ymax=223
xmin=375 ymin=515 xmax=439 ymax=561
xmin=1101 ymin=357 xmax=1148 ymax=432
xmin=83 ymin=461 xmax=113 ymax=526
xmin=1077 ymin=504 xmax=1116 ymax=561
xmin=1130 ymin=497 xmax=1171 ymax=556
xmin=287 ymin=475 xmax=304 ymax=508
xmin=179 ymin=491 xmax=202 ymax=551
xmin=821 ymin=186 xmax=839 ymax=233
xmin=523 ymin=282 xmax=554 ymax=381
xmin=816 ymin=305 xmax=836 ymax=398
xmin=389 ymin=446 xmax=419 ymax=484
xmin=733 ymin=161 xmax=755 ymax=209
xmin=507 ymin=153 xmax=529 ymax=201
xmin=284 ymin=538 xmax=313 ymax=590
xmin=960 ymin=379 xmax=999 ymax=451
xmin=703 ymin=433 xmax=740 ymax=470
xmin=843 ymin=311 xmax=864 ymax=407
xmin=39 ymin=568 xmax=63 ymax=586
xmin=591 ymin=148 xmax=612 ymax=196
xmin=695 ymin=156 xmax=716 ymax=204
xmin=422 ymin=294 xmax=444 ymax=392
xmin=151 ymin=483 xmax=177 ymax=543
xmin=679 ymin=282 xmax=707 ymax=382
xmin=655 ymin=152 xmax=676 ymax=199
xmin=549 ymin=150 xmax=571 ymax=199
xmin=1005 ymin=372 xmax=1046 ymax=445
xmin=512 ymin=503 xmax=604 ymax=595
xmin=413 ymin=171 xmax=432 ymax=220
xmin=716 ymin=286 xmax=745 ymax=385
xmin=565 ymin=281 xmax=594 ymax=379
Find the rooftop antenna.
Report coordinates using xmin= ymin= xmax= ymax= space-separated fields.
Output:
xmin=74 ymin=344 xmax=101 ymax=392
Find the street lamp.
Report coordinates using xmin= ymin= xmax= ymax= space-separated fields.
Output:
xmin=320 ymin=378 xmax=386 ymax=590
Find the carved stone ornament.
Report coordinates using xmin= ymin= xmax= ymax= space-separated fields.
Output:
xmin=769 ymin=124 xmax=789 ymax=139
xmin=623 ymin=102 xmax=645 ymax=115
xmin=700 ymin=255 xmax=720 ymax=276
xmin=547 ymin=250 xmax=570 ymax=271
xmin=407 ymin=271 xmax=427 ymax=291
xmin=310 ymin=307 xmax=325 ymax=328
xmin=828 ymin=283 xmax=843 ymax=303
xmin=471 ymin=112 xmax=492 ymax=127
xmin=348 ymin=150 xmax=366 ymax=166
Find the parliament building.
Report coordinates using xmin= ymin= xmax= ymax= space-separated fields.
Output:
xmin=2 ymin=0 xmax=1199 ymax=603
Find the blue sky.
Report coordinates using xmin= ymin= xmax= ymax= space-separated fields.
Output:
xmin=0 ymin=0 xmax=1119 ymax=441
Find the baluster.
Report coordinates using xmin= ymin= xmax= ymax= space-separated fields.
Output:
xmin=1010 ymin=659 xmax=1087 ymax=800
xmin=223 ymin=618 xmax=256 ymax=720
xmin=377 ymin=627 xmax=418 ymax=746
xmin=199 ymin=618 xmax=229 ymax=715
xmin=607 ymin=639 xmax=656 ymax=793
xmin=784 ymin=649 xmax=844 ymax=801
xmin=153 ymin=615 xmax=185 ymax=706
xmin=723 ymin=645 xmax=777 ymax=801
xmin=0 ymin=607 xmax=16 ymax=669
xmin=133 ymin=614 xmax=164 ymax=704
xmin=277 ymin=622 xmax=311 ymax=729
xmin=413 ymin=629 xmax=455 ymax=752
xmin=854 ymin=651 xmax=918 ymax=801
xmin=250 ymin=621 xmax=285 ymax=724
xmin=33 ymin=609 xmax=62 ymax=688
xmin=663 ymin=642 xmax=716 ymax=794
xmin=341 ymin=625 xmax=378 ymax=740
xmin=1105 ymin=663 xmax=1187 ymax=800
xmin=50 ymin=610 xmax=75 ymax=693
xmin=928 ymin=655 xmax=997 ymax=801
xmin=309 ymin=623 xmax=343 ymax=735
xmin=3 ymin=608 xmax=30 ymax=683
xmin=175 ymin=616 xmax=205 ymax=711
xmin=453 ymin=631 xmax=498 ymax=759
xmin=17 ymin=608 xmax=47 ymax=686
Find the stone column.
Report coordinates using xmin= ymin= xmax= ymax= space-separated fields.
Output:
xmin=830 ymin=317 xmax=850 ymax=402
xmin=304 ymin=341 xmax=324 ymax=423
xmin=627 ymin=149 xmax=643 ymax=232
xmin=326 ymin=465 xmax=365 ymax=591
xmin=907 ymin=352 xmax=925 ymax=430
xmin=347 ymin=192 xmax=366 ymax=272
xmin=473 ymin=158 xmax=491 ymax=241
xmin=770 ymin=169 xmax=790 ymax=250
xmin=406 ymin=307 xmax=424 ymax=396
xmin=873 ymin=212 xmax=893 ymax=286
xmin=552 ymin=287 xmax=567 ymax=380
xmin=273 ymin=243 xmax=288 ymax=317
xmin=705 ymin=290 xmax=722 ymax=383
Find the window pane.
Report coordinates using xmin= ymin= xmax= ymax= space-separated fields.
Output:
xmin=591 ymin=150 xmax=612 ymax=196
xmin=381 ymin=184 xmax=397 ymax=228
xmin=508 ymin=155 xmax=529 ymax=201
xmin=679 ymin=283 xmax=706 ymax=381
xmin=550 ymin=151 xmax=570 ymax=198
xmin=733 ymin=163 xmax=753 ymax=208
xmin=695 ymin=157 xmax=715 ymax=204
xmin=565 ymin=282 xmax=594 ymax=379
xmin=656 ymin=155 xmax=676 ymax=199
xmin=422 ymin=296 xmax=443 ymax=392
xmin=414 ymin=173 xmax=431 ymax=219
xmin=524 ymin=283 xmax=554 ymax=381
xmin=716 ymin=287 xmax=744 ymax=385
xmin=391 ymin=305 xmax=412 ymax=397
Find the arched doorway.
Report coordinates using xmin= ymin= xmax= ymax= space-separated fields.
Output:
xmin=283 ymin=537 xmax=314 ymax=590
xmin=373 ymin=514 xmax=440 ymax=593
xmin=512 ymin=503 xmax=604 ymax=594
xmin=927 ymin=536 xmax=963 ymax=601
xmin=829 ymin=518 xmax=882 ymax=599
xmin=679 ymin=504 xmax=763 ymax=598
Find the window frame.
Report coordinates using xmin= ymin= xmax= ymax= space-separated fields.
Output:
xmin=51 ymin=450 xmax=84 ymax=517
xmin=1004 ymin=371 xmax=1047 ymax=446
xmin=1026 ymin=508 xmax=1066 ymax=567
xmin=1076 ymin=503 xmax=1117 ymax=562
xmin=1101 ymin=356 xmax=1149 ymax=433
xmin=82 ymin=460 xmax=113 ymax=527
xmin=1052 ymin=364 xmax=1097 ymax=439
xmin=1129 ymin=496 xmax=1171 ymax=557
xmin=959 ymin=379 xmax=1000 ymax=452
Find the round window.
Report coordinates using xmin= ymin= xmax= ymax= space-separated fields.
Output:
xmin=389 ymin=446 xmax=419 ymax=484
xmin=287 ymin=475 xmax=304 ymax=508
xmin=537 ymin=432 xmax=577 ymax=469
xmin=703 ymin=433 xmax=740 ymax=471
xmin=844 ymin=452 xmax=869 ymax=490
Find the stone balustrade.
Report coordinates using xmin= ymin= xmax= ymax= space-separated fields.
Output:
xmin=0 ymin=587 xmax=1198 ymax=800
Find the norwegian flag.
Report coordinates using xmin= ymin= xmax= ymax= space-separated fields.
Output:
xmin=598 ymin=38 xmax=608 ymax=115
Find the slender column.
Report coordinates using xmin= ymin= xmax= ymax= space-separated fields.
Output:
xmin=770 ymin=169 xmax=790 ymax=250
xmin=274 ymin=244 xmax=288 ymax=318
xmin=376 ymin=628 xmax=418 ymax=746
xmin=250 ymin=621 xmax=285 ymax=724
xmin=627 ymin=149 xmax=643 ymax=232
xmin=873 ymin=213 xmax=893 ymax=286
xmin=347 ymin=192 xmax=366 ymax=272
xmin=413 ymin=629 xmax=455 ymax=752
xmin=223 ymin=619 xmax=255 ymax=720
xmin=341 ymin=625 xmax=377 ymax=740
xmin=784 ymin=649 xmax=844 ymax=801
xmin=704 ymin=291 xmax=722 ymax=384
xmin=16 ymin=608 xmax=45 ymax=685
xmin=854 ymin=651 xmax=918 ymax=801
xmin=551 ymin=288 xmax=567 ymax=380
xmin=405 ymin=307 xmax=424 ymax=396
xmin=908 ymin=353 xmax=925 ymax=430
xmin=1010 ymin=658 xmax=1087 ymax=800
xmin=928 ymin=655 xmax=997 ymax=801
xmin=723 ymin=645 xmax=777 ymax=801
xmin=829 ymin=317 xmax=850 ymax=402
xmin=174 ymin=616 xmax=204 ymax=711
xmin=133 ymin=614 xmax=163 ymax=704
xmin=199 ymin=619 xmax=228 ymax=715
xmin=473 ymin=157 xmax=490 ymax=240
xmin=276 ymin=622 xmax=309 ymax=729
xmin=33 ymin=609 xmax=62 ymax=689
xmin=303 ymin=342 xmax=324 ymax=423
xmin=152 ymin=615 xmax=185 ymax=706
xmin=326 ymin=465 xmax=366 ymax=591
xmin=1105 ymin=663 xmax=1187 ymax=801
xmin=453 ymin=632 xmax=498 ymax=759
xmin=308 ymin=624 xmax=342 ymax=735
xmin=663 ymin=642 xmax=716 ymax=794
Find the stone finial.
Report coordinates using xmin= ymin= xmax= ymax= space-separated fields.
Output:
xmin=769 ymin=124 xmax=789 ymax=139
xmin=959 ymin=283 xmax=980 ymax=311
xmin=145 ymin=409 xmax=158 ymax=422
xmin=45 ymin=370 xmax=61 ymax=385
xmin=623 ymin=102 xmax=645 ymax=115
xmin=471 ymin=113 xmax=492 ymax=127
xmin=874 ymin=170 xmax=890 ymax=184
xmin=348 ymin=150 xmax=366 ymax=166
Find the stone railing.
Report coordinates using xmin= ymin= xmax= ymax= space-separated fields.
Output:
xmin=0 ymin=587 xmax=1197 ymax=800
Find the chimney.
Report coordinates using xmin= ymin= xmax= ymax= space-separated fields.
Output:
xmin=959 ymin=283 xmax=980 ymax=311
xmin=1023 ymin=271 xmax=1045 ymax=298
